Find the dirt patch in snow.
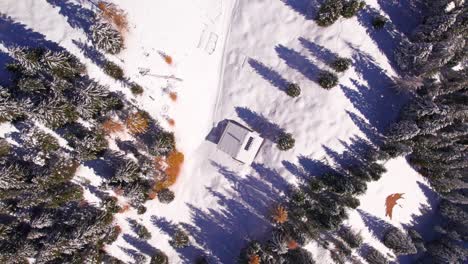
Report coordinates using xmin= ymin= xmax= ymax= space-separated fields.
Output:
xmin=385 ymin=193 xmax=404 ymax=220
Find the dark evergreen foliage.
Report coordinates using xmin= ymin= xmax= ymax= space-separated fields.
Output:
xmin=277 ymin=132 xmax=295 ymax=151
xmin=158 ymin=188 xmax=175 ymax=204
xmin=286 ymin=83 xmax=301 ymax=97
xmin=318 ymin=71 xmax=339 ymax=89
xmin=0 ymin=43 xmax=174 ymax=262
xmin=331 ymin=57 xmax=352 ymax=72
xmin=341 ymin=0 xmax=365 ymax=18
xmin=170 ymin=228 xmax=190 ymax=248
xmin=150 ymin=250 xmax=169 ymax=264
xmin=103 ymin=60 xmax=124 ymax=80
xmin=316 ymin=0 xmax=343 ymax=27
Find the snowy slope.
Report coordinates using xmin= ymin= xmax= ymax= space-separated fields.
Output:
xmin=0 ymin=0 xmax=437 ymax=263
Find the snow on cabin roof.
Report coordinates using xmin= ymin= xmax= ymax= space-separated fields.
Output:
xmin=217 ymin=121 xmax=264 ymax=164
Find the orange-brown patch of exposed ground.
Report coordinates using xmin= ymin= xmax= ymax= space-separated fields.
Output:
xmin=119 ymin=204 xmax=130 ymax=213
xmin=167 ymin=118 xmax=176 ymax=127
xmin=154 ymin=151 xmax=184 ymax=191
xmin=385 ymin=193 xmax=404 ymax=220
xmin=102 ymin=119 xmax=124 ymax=134
xmin=98 ymin=2 xmax=128 ymax=34
xmin=169 ymin=92 xmax=178 ymax=102
xmin=164 ymin=55 xmax=173 ymax=65
xmin=248 ymin=255 xmax=260 ymax=264
xmin=287 ymin=239 xmax=299 ymax=250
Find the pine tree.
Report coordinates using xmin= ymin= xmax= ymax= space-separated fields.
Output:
xmin=272 ymin=205 xmax=288 ymax=224
xmin=150 ymin=250 xmax=169 ymax=264
xmin=365 ymin=247 xmax=389 ymax=264
xmin=157 ymin=188 xmax=175 ymax=204
xmin=316 ymin=0 xmax=343 ymax=27
xmin=382 ymin=227 xmax=417 ymax=255
xmin=9 ymin=46 xmax=42 ymax=74
xmin=170 ymin=228 xmax=190 ymax=248
xmin=126 ymin=112 xmax=149 ymax=134
xmin=90 ymin=21 xmax=124 ymax=54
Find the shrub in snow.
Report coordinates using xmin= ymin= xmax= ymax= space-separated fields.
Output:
xmin=151 ymin=131 xmax=176 ymax=156
xmin=383 ymin=227 xmax=417 ymax=255
xmin=277 ymin=132 xmax=295 ymax=151
xmin=103 ymin=61 xmax=124 ymax=80
xmin=341 ymin=0 xmax=365 ymax=18
xmin=130 ymin=83 xmax=144 ymax=95
xmin=90 ymin=21 xmax=123 ymax=54
xmin=365 ymin=247 xmax=389 ymax=264
xmin=137 ymin=205 xmax=147 ymax=214
xmin=318 ymin=71 xmax=339 ymax=89
xmin=272 ymin=205 xmax=288 ymax=224
xmin=125 ymin=112 xmax=149 ymax=134
xmin=315 ymin=0 xmax=343 ymax=27
xmin=286 ymin=83 xmax=301 ymax=97
xmin=331 ymin=57 xmax=352 ymax=72
xmin=170 ymin=228 xmax=190 ymax=248
xmin=129 ymin=219 xmax=151 ymax=240
xmin=339 ymin=226 xmax=363 ymax=248
xmin=158 ymin=188 xmax=175 ymax=204
xmin=372 ymin=15 xmax=388 ymax=30
xmin=150 ymin=250 xmax=169 ymax=264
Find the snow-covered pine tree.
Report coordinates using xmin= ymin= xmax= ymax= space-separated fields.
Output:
xmin=90 ymin=21 xmax=124 ymax=54
xmin=9 ymin=46 xmax=42 ymax=74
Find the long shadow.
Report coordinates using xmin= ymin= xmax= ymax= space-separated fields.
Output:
xmin=341 ymin=51 xmax=408 ymax=134
xmin=377 ymin=0 xmax=423 ymax=36
xmin=275 ymin=44 xmax=320 ymax=83
xmin=356 ymin=6 xmax=406 ymax=70
xmin=248 ymin=58 xmax=289 ymax=93
xmin=0 ymin=51 xmax=14 ymax=87
xmin=151 ymin=216 xmax=212 ymax=263
xmin=299 ymin=37 xmax=338 ymax=65
xmin=346 ymin=111 xmax=382 ymax=145
xmin=280 ymin=0 xmax=321 ymax=20
xmin=357 ymin=209 xmax=393 ymax=240
xmin=46 ymin=0 xmax=96 ymax=36
xmin=73 ymin=40 xmax=107 ymax=67
xmin=402 ymin=182 xmax=440 ymax=242
xmin=0 ymin=16 xmax=62 ymax=51
xmin=122 ymin=234 xmax=158 ymax=256
xmin=235 ymin=106 xmax=284 ymax=141
xmin=166 ymin=162 xmax=289 ymax=263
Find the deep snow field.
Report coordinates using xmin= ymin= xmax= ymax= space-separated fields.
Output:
xmin=0 ymin=0 xmax=437 ymax=263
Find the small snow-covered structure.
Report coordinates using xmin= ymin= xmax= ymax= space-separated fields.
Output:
xmin=217 ymin=121 xmax=264 ymax=164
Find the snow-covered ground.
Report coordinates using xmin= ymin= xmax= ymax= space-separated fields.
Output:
xmin=0 ymin=0 xmax=437 ymax=263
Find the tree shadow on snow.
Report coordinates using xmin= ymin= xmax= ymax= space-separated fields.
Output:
xmin=280 ymin=0 xmax=321 ymax=20
xmin=0 ymin=15 xmax=62 ymax=51
xmin=122 ymin=234 xmax=158 ymax=256
xmin=73 ymin=39 xmax=107 ymax=67
xmin=356 ymin=6 xmax=407 ymax=70
xmin=235 ymin=106 xmax=284 ymax=141
xmin=341 ymin=50 xmax=408 ymax=134
xmin=0 ymin=51 xmax=14 ymax=87
xmin=160 ymin=161 xmax=291 ymax=262
xmin=357 ymin=209 xmax=393 ymax=240
xmin=377 ymin=0 xmax=423 ymax=36
xmin=275 ymin=44 xmax=321 ymax=83
xmin=299 ymin=37 xmax=338 ymax=66
xmin=248 ymin=58 xmax=289 ymax=93
xmin=46 ymin=0 xmax=96 ymax=37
